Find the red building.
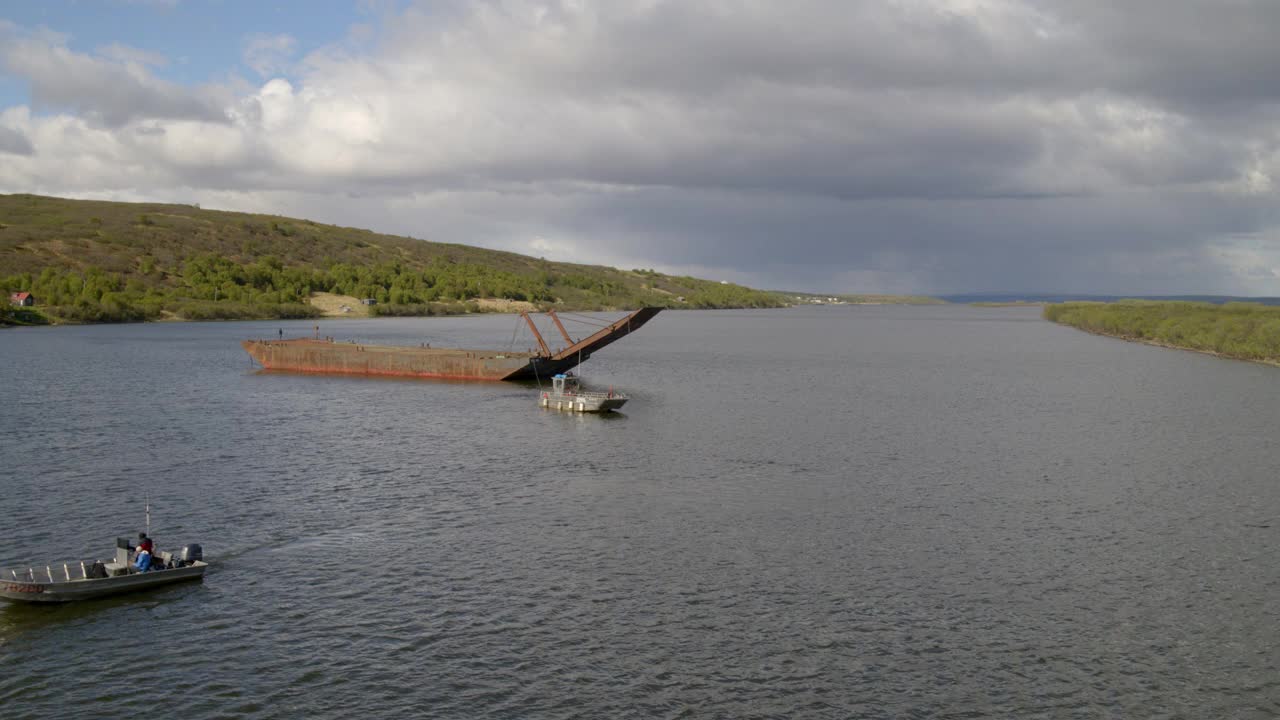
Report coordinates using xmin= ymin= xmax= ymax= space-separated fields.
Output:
xmin=8 ymin=292 xmax=34 ymax=307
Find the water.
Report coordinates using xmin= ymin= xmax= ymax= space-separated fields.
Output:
xmin=1 ymin=306 xmax=1278 ymax=719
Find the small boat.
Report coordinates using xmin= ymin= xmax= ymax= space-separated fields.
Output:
xmin=539 ymin=373 xmax=628 ymax=413
xmin=0 ymin=538 xmax=207 ymax=603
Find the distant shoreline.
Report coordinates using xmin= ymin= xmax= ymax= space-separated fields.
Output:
xmin=783 ymin=293 xmax=945 ymax=306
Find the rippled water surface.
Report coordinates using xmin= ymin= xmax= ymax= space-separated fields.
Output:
xmin=2 ymin=306 xmax=1278 ymax=719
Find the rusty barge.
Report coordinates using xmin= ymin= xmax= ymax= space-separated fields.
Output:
xmin=242 ymin=307 xmax=661 ymax=381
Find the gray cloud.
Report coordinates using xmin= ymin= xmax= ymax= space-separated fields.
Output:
xmin=1046 ymin=1 xmax=1280 ymax=111
xmin=312 ymin=0 xmax=1267 ymax=208
xmin=0 ymin=125 xmax=34 ymax=155
xmin=1 ymin=34 xmax=226 ymax=126
xmin=1 ymin=0 xmax=1278 ymax=294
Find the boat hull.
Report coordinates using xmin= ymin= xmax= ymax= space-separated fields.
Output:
xmin=0 ymin=562 xmax=208 ymax=603
xmin=242 ymin=307 xmax=662 ymax=382
xmin=539 ymin=392 xmax=628 ymax=412
xmin=242 ymin=339 xmax=542 ymax=381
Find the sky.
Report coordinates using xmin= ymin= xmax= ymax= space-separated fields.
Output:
xmin=1 ymin=0 xmax=1278 ymax=295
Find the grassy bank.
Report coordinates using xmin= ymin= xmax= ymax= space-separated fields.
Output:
xmin=0 ymin=306 xmax=51 ymax=326
xmin=1044 ymin=301 xmax=1280 ymax=364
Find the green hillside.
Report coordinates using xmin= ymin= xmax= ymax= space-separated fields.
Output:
xmin=0 ymin=194 xmax=785 ymax=323
xmin=1045 ymin=300 xmax=1280 ymax=365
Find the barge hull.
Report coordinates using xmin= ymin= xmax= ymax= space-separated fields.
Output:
xmin=243 ymin=307 xmax=661 ymax=382
xmin=242 ymin=340 xmax=537 ymax=380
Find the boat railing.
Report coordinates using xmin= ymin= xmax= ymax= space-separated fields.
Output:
xmin=549 ymin=388 xmax=627 ymax=400
xmin=4 ymin=560 xmax=107 ymax=584
xmin=547 ymin=386 xmax=627 ymax=397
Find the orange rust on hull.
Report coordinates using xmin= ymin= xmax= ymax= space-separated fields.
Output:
xmin=257 ymin=366 xmax=516 ymax=381
xmin=242 ymin=339 xmax=532 ymax=380
xmin=241 ymin=307 xmax=662 ymax=382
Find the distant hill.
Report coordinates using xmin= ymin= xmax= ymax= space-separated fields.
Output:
xmin=0 ymin=194 xmax=784 ymax=323
xmin=781 ymin=291 xmax=944 ymax=305
xmin=942 ymin=293 xmax=1280 ymax=306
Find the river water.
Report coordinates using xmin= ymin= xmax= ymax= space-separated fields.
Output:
xmin=0 ymin=305 xmax=1277 ymax=719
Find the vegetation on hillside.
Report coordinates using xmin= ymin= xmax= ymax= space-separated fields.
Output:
xmin=1044 ymin=300 xmax=1280 ymax=364
xmin=0 ymin=194 xmax=785 ymax=323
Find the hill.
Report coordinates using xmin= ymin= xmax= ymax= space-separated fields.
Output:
xmin=0 ymin=194 xmax=785 ymax=323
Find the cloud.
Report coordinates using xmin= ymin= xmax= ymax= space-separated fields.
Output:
xmin=0 ymin=30 xmax=225 ymax=126
xmin=97 ymin=43 xmax=169 ymax=67
xmin=1048 ymin=1 xmax=1280 ymax=113
xmin=0 ymin=0 xmax=1279 ymax=293
xmin=243 ymin=33 xmax=298 ymax=78
xmin=0 ymin=124 xmax=34 ymax=155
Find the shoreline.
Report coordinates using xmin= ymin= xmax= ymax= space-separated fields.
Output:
xmin=1048 ymin=320 xmax=1280 ymax=369
xmin=0 ymin=302 xmax=766 ymax=328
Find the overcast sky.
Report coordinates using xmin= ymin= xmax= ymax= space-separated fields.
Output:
xmin=1 ymin=0 xmax=1278 ymax=294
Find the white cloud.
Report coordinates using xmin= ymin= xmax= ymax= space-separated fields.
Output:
xmin=522 ymin=234 xmax=578 ymax=258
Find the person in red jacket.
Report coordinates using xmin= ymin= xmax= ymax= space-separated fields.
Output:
xmin=134 ymin=532 xmax=155 ymax=571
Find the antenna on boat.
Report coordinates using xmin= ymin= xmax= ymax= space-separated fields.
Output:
xmin=145 ymin=492 xmax=151 ymax=536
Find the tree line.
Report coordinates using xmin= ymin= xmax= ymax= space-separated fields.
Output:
xmin=1 ymin=253 xmax=784 ymax=324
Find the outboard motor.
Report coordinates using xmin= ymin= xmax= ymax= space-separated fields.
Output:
xmin=179 ymin=544 xmax=203 ymax=565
